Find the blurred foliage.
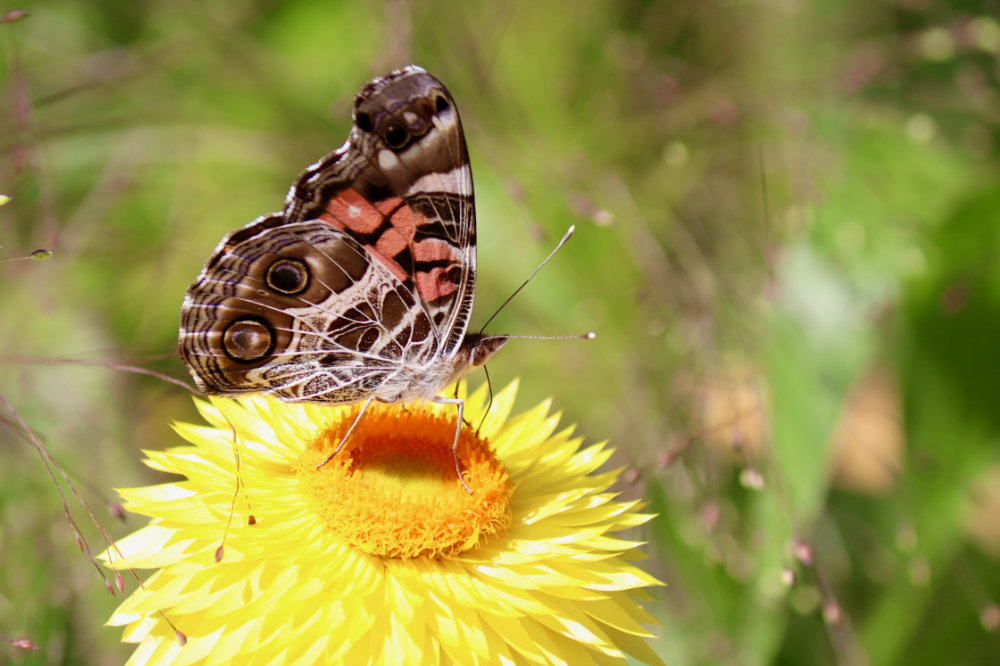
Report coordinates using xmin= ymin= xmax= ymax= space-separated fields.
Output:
xmin=2 ymin=0 xmax=1000 ymax=664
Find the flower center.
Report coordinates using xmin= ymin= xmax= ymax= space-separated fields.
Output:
xmin=296 ymin=401 xmax=513 ymax=559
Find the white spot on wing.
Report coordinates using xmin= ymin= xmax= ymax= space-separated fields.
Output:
xmin=378 ymin=149 xmax=400 ymax=171
xmin=406 ymin=165 xmax=470 ymax=196
xmin=432 ymin=112 xmax=456 ymax=132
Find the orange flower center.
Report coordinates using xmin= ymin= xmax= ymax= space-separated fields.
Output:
xmin=296 ymin=401 xmax=513 ymax=559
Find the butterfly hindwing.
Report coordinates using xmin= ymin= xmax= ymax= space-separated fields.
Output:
xmin=179 ymin=216 xmax=435 ymax=401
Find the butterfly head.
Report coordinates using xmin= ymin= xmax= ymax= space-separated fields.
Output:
xmin=450 ymin=333 xmax=509 ymax=384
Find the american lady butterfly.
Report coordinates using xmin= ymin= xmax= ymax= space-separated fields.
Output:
xmin=178 ymin=66 xmax=511 ymax=485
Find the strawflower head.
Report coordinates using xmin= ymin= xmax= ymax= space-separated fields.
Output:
xmin=102 ymin=380 xmax=664 ymax=665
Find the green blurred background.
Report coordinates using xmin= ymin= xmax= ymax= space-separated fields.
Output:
xmin=3 ymin=1 xmax=1000 ymax=664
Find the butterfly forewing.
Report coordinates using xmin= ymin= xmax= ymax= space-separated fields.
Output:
xmin=284 ymin=66 xmax=476 ymax=359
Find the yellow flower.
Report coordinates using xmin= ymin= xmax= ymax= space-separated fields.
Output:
xmin=103 ymin=381 xmax=664 ymax=665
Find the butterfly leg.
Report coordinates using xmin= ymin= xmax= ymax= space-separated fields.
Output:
xmin=431 ymin=395 xmax=473 ymax=495
xmin=316 ymin=395 xmax=375 ymax=468
xmin=451 ymin=383 xmax=472 ymax=427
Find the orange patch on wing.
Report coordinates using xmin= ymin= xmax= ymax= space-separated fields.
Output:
xmin=387 ymin=204 xmax=416 ymax=239
xmin=323 ymin=188 xmax=383 ymax=234
xmin=416 ymin=267 xmax=459 ymax=302
xmin=374 ymin=196 xmax=403 ymax=215
xmin=367 ymin=246 xmax=408 ymax=284
xmin=375 ymin=228 xmax=409 ymax=261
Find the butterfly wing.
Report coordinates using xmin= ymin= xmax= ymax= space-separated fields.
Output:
xmin=179 ymin=66 xmax=475 ymax=402
xmin=284 ymin=65 xmax=476 ymax=360
xmin=179 ymin=215 xmax=436 ymax=402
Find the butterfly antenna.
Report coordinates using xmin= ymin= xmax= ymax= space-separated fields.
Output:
xmin=478 ymin=225 xmax=578 ymax=335
xmin=503 ymin=332 xmax=596 ymax=341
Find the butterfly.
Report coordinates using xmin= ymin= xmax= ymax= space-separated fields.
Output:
xmin=178 ymin=66 xmax=510 ymax=485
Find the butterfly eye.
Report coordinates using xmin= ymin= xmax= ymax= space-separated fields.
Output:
xmin=382 ymin=121 xmax=409 ymax=149
xmin=266 ymin=258 xmax=310 ymax=295
xmin=223 ymin=319 xmax=274 ymax=362
xmin=355 ymin=111 xmax=374 ymax=132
